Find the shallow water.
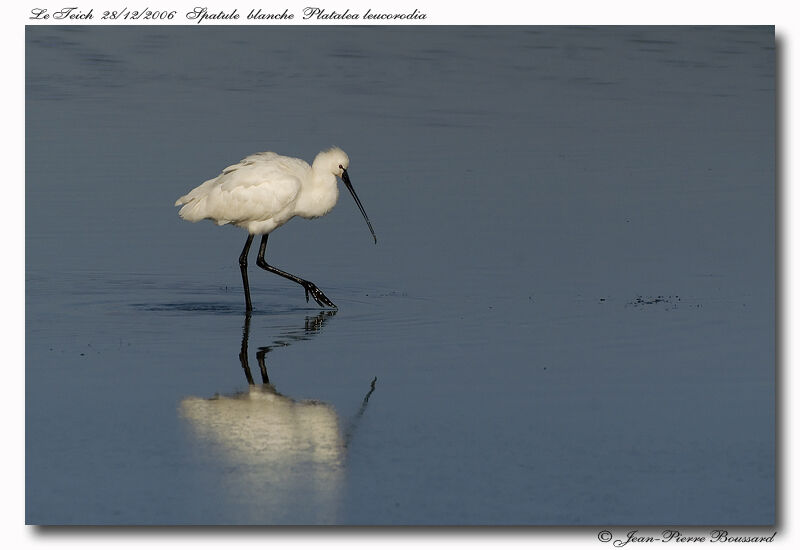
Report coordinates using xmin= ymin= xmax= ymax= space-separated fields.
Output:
xmin=26 ymin=26 xmax=774 ymax=525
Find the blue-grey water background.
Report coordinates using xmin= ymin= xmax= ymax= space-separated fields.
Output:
xmin=25 ymin=26 xmax=774 ymax=525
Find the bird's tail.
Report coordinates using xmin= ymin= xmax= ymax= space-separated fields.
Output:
xmin=175 ymin=176 xmax=219 ymax=221
xmin=175 ymin=194 xmax=206 ymax=222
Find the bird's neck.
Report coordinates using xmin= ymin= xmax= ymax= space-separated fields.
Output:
xmin=295 ymin=173 xmax=339 ymax=219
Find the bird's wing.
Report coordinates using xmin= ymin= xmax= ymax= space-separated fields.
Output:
xmin=220 ymin=151 xmax=280 ymax=175
xmin=203 ymin=153 xmax=307 ymax=225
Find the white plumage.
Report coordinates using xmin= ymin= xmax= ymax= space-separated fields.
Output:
xmin=175 ymin=147 xmax=376 ymax=310
xmin=176 ymin=148 xmax=345 ymax=234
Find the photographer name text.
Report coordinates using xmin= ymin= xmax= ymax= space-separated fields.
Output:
xmin=597 ymin=530 xmax=777 ymax=547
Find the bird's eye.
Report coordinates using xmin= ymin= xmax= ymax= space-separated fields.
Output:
xmin=339 ymin=164 xmax=344 ymax=170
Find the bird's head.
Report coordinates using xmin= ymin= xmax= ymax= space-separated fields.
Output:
xmin=313 ymin=146 xmax=375 ymax=244
xmin=314 ymin=146 xmax=350 ymax=177
xmin=336 ymin=157 xmax=350 ymax=179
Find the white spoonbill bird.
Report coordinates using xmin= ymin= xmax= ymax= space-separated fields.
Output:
xmin=175 ymin=147 xmax=376 ymax=311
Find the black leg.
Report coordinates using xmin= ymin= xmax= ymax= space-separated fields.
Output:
xmin=239 ymin=235 xmax=254 ymax=312
xmin=255 ymin=234 xmax=337 ymax=308
xmin=238 ymin=312 xmax=255 ymax=385
xmin=256 ymin=348 xmax=270 ymax=385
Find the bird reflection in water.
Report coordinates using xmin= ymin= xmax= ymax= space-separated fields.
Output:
xmin=180 ymin=311 xmax=376 ymax=524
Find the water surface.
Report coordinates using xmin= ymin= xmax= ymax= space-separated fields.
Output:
xmin=26 ymin=26 xmax=774 ymax=525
